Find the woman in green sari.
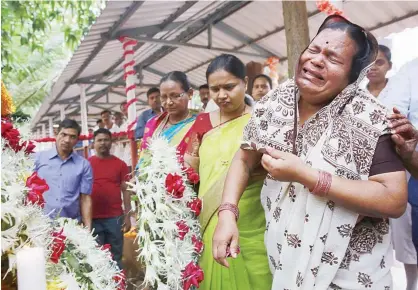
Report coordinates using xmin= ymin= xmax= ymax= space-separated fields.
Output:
xmin=184 ymin=54 xmax=272 ymax=290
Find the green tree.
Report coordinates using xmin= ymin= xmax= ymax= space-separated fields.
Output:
xmin=1 ymin=0 xmax=104 ymax=112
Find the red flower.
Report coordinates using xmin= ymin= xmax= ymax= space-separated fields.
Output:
xmin=114 ymin=271 xmax=126 ymax=290
xmin=22 ymin=140 xmax=36 ymax=154
xmin=182 ymin=261 xmax=204 ymax=290
xmin=165 ymin=173 xmax=185 ymax=198
xmin=50 ymin=229 xmax=66 ymax=263
xmin=101 ymin=244 xmax=113 ymax=258
xmin=25 ymin=172 xmax=49 ymax=207
xmin=1 ymin=121 xmax=13 ymax=135
xmin=184 ymin=167 xmax=199 ymax=185
xmin=176 ymin=220 xmax=189 ymax=240
xmin=187 ymin=198 xmax=202 ymax=217
xmin=191 ymin=235 xmax=204 ymax=254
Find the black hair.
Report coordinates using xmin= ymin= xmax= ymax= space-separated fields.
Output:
xmin=160 ymin=71 xmax=191 ymax=91
xmin=206 ymin=54 xmax=246 ymax=81
xmin=100 ymin=109 xmax=111 ymax=116
xmin=93 ymin=128 xmax=112 ymax=140
xmin=316 ymin=15 xmax=378 ymax=84
xmin=147 ymin=87 xmax=160 ymax=98
xmin=114 ymin=111 xmax=123 ymax=118
xmin=252 ymin=74 xmax=273 ymax=88
xmin=58 ymin=119 xmax=81 ymax=136
xmin=199 ymin=84 xmax=209 ymax=90
xmin=96 ymin=119 xmax=103 ymax=124
xmin=378 ymin=44 xmax=392 ymax=63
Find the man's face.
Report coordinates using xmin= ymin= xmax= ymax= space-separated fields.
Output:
xmin=101 ymin=112 xmax=111 ymax=122
xmin=114 ymin=114 xmax=123 ymax=127
xmin=56 ymin=128 xmax=79 ymax=154
xmin=94 ymin=133 xmax=112 ymax=155
xmin=148 ymin=92 xmax=161 ymax=111
xmin=199 ymin=88 xmax=210 ymax=106
xmin=120 ymin=103 xmax=128 ymax=116
xmin=252 ymin=77 xmax=271 ymax=101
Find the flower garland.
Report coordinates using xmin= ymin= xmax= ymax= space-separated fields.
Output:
xmin=316 ymin=0 xmax=343 ymax=16
xmin=1 ymin=118 xmax=125 ymax=289
xmin=131 ymin=136 xmax=204 ymax=290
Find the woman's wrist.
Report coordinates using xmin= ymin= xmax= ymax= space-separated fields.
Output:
xmin=218 ymin=202 xmax=239 ymax=221
xmin=297 ymin=166 xmax=319 ymax=189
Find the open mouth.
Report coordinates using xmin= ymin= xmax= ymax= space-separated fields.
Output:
xmin=303 ymin=67 xmax=324 ymax=81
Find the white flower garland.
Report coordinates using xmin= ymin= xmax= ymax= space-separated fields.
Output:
xmin=1 ymin=121 xmax=124 ymax=289
xmin=131 ymin=136 xmax=203 ymax=290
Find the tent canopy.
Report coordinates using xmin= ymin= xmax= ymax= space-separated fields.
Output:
xmin=31 ymin=0 xmax=418 ymax=130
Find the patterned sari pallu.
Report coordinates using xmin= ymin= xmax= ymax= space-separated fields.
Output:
xmin=242 ymin=73 xmax=393 ymax=289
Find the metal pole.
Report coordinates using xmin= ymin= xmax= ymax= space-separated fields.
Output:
xmin=79 ymin=84 xmax=89 ymax=158
xmin=60 ymin=105 xmax=66 ymax=121
xmin=48 ymin=117 xmax=54 ymax=137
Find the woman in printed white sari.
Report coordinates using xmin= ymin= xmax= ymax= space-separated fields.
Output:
xmin=212 ymin=15 xmax=408 ymax=289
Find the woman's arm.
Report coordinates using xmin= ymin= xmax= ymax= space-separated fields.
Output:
xmin=262 ymin=148 xmax=408 ymax=219
xmin=212 ymin=148 xmax=262 ymax=268
xmin=299 ymin=168 xmax=407 ymax=218
xmin=221 ymin=148 xmax=262 ymax=204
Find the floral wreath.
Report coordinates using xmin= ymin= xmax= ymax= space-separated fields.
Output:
xmin=1 ymin=83 xmax=125 ymax=289
xmin=131 ymin=136 xmax=204 ymax=290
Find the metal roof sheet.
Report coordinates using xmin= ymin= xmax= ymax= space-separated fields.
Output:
xmin=32 ymin=0 xmax=418 ymax=130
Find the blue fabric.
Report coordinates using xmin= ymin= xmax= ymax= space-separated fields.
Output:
xmin=92 ymin=216 xmax=124 ymax=269
xmin=160 ymin=115 xmax=196 ymax=141
xmin=34 ymin=146 xmax=93 ymax=220
xmin=135 ymin=109 xmax=156 ymax=140
xmin=408 ymin=177 xmax=418 ymax=264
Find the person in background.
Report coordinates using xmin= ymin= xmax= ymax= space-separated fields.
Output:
xmin=35 ymin=119 xmax=93 ymax=230
xmin=101 ymin=110 xmax=116 ymax=132
xmin=135 ymin=87 xmax=162 ymax=140
xmin=93 ymin=119 xmax=104 ymax=131
xmin=383 ymin=57 xmax=418 ymax=289
xmin=120 ymin=101 xmax=128 ymax=118
xmin=113 ymin=112 xmax=125 ymax=131
xmin=251 ymin=74 xmax=272 ymax=101
xmin=89 ymin=128 xmax=131 ymax=269
xmin=199 ymin=84 xmax=210 ymax=110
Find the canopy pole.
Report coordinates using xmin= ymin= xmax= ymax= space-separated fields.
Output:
xmin=48 ymin=117 xmax=54 ymax=137
xmin=120 ymin=36 xmax=139 ymax=170
xmin=60 ymin=105 xmax=66 ymax=121
xmin=79 ymin=84 xmax=89 ymax=158
xmin=282 ymin=0 xmax=310 ymax=77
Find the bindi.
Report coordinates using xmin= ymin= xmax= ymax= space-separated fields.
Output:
xmin=326 ymin=41 xmax=329 ymax=44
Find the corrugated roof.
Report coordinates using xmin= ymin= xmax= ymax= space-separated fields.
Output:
xmin=32 ymin=0 xmax=418 ymax=130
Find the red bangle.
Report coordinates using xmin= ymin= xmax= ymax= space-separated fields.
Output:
xmin=310 ymin=170 xmax=332 ymax=197
xmin=218 ymin=202 xmax=239 ymax=220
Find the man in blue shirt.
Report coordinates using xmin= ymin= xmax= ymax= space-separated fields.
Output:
xmin=35 ymin=119 xmax=93 ymax=230
xmin=134 ymin=87 xmax=162 ymax=140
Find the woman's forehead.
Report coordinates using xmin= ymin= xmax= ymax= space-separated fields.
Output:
xmin=160 ymin=80 xmax=182 ymax=93
xmin=312 ymin=29 xmax=355 ymax=51
xmin=208 ymin=70 xmax=242 ymax=85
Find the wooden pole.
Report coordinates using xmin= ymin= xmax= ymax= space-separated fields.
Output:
xmin=282 ymin=0 xmax=310 ymax=77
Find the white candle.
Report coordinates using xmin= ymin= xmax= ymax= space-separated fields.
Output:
xmin=16 ymin=247 xmax=47 ymax=290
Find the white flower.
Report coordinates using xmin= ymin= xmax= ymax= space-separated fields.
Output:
xmin=133 ymin=136 xmax=203 ymax=289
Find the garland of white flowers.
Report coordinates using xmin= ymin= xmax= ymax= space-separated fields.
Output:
xmin=131 ymin=136 xmax=204 ymax=290
xmin=1 ymin=120 xmax=124 ymax=290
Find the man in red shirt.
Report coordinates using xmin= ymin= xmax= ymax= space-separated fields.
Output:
xmin=89 ymin=128 xmax=132 ymax=269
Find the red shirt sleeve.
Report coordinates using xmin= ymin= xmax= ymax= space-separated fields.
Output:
xmin=120 ymin=159 xmax=130 ymax=182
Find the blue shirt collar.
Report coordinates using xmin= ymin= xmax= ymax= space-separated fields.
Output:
xmin=48 ymin=146 xmax=76 ymax=162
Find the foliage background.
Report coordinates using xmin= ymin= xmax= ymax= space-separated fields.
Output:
xmin=1 ymin=0 xmax=104 ymax=116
